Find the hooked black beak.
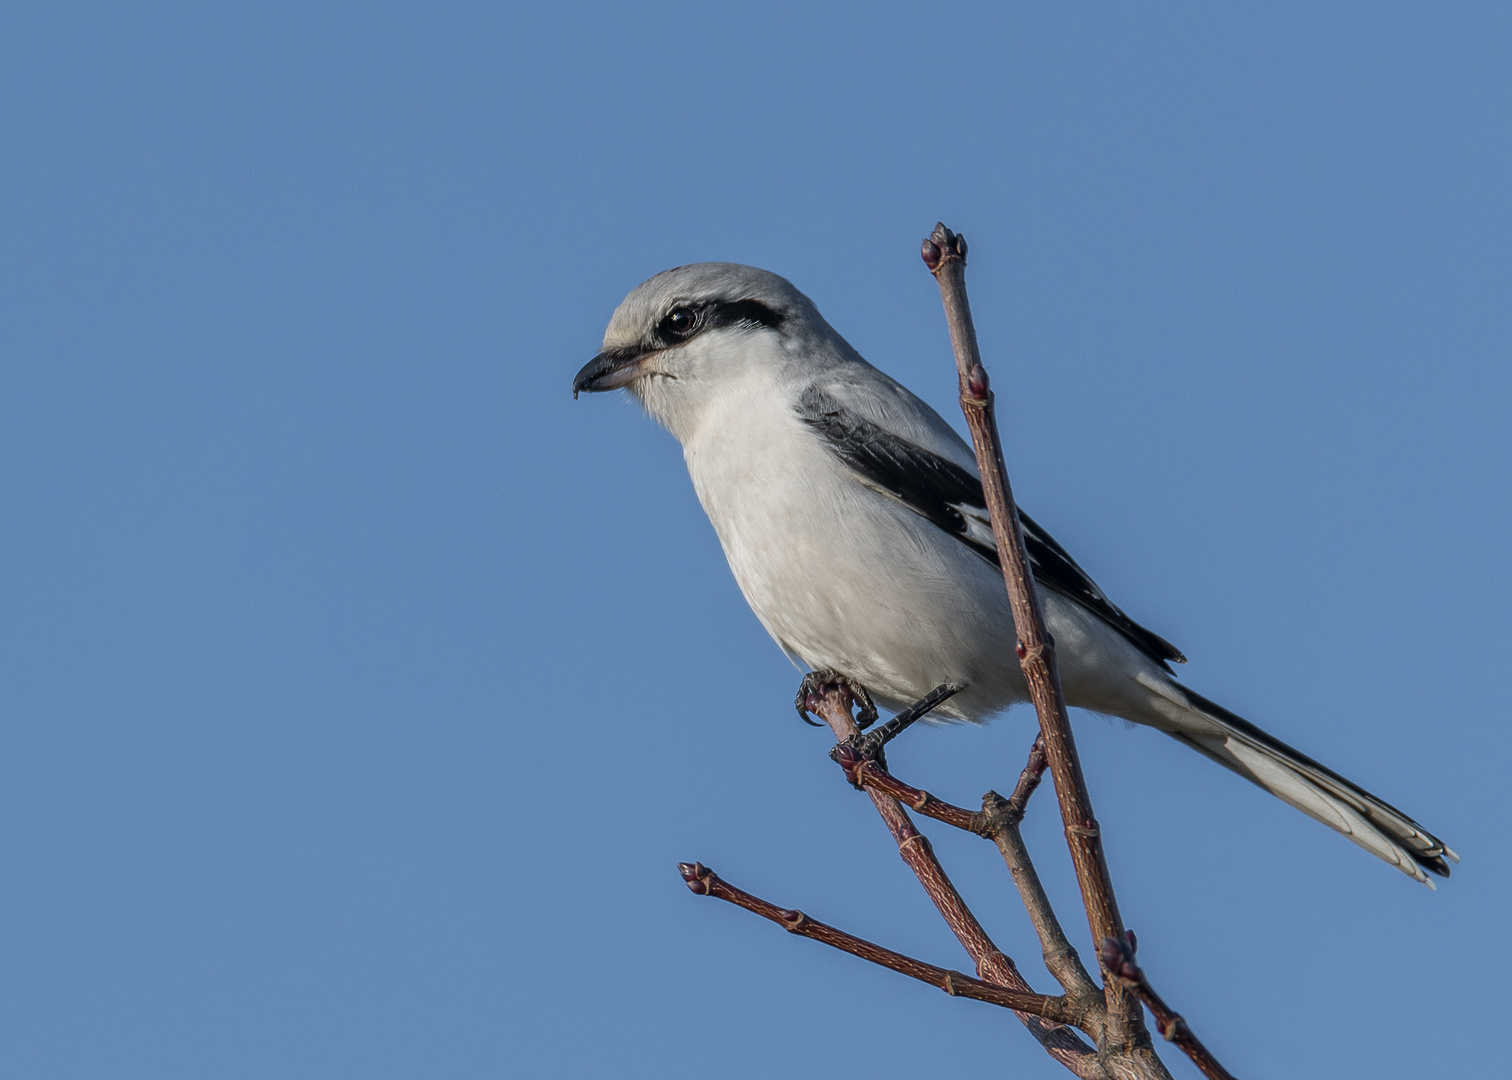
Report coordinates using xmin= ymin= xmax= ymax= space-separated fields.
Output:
xmin=572 ymin=349 xmax=647 ymax=398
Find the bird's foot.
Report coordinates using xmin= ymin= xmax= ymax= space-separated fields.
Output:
xmin=847 ymin=682 xmax=966 ymax=759
xmin=826 ymin=682 xmax=967 ymax=788
xmin=795 ymin=669 xmax=879 ymax=730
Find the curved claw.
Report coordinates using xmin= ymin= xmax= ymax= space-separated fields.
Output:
xmin=794 ymin=669 xmax=877 ymax=728
xmin=794 ymin=698 xmax=824 ymax=726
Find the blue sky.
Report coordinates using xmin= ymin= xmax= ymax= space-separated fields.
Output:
xmin=1 ymin=3 xmax=1507 ymax=1077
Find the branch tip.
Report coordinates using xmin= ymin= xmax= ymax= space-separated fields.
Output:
xmin=678 ymin=861 xmax=711 ymax=894
xmin=923 ymin=223 xmax=966 ymax=273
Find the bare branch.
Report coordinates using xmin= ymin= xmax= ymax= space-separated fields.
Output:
xmin=677 ymin=861 xmax=1090 ymax=1027
xmin=831 ymin=746 xmax=975 ymax=831
xmin=1100 ymin=936 xmax=1238 ymax=1080
xmin=923 ymin=222 xmax=1128 ymax=960
xmin=978 ymin=739 xmax=1103 ymax=1001
xmin=925 ymin=224 xmax=1190 ymax=1077
xmin=836 ymin=735 xmax=1100 ymax=1005
xmin=1004 ymin=732 xmax=1049 ymax=818
xmin=806 ymin=680 xmax=1105 ymax=1076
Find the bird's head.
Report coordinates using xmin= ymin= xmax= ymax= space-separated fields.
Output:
xmin=573 ymin=263 xmax=833 ymax=440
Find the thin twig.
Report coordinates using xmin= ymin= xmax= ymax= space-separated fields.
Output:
xmin=836 ymin=735 xmax=1101 ymax=1006
xmin=923 ymin=223 xmax=1127 ymax=957
xmin=830 ymin=736 xmax=1044 ymax=836
xmin=1100 ymin=936 xmax=1238 ymax=1080
xmin=924 ymin=223 xmax=1145 ymax=1050
xmin=978 ymin=737 xmax=1103 ymax=1002
xmin=831 ymin=748 xmax=975 ymax=831
xmin=676 ymin=861 xmax=1090 ymax=1027
xmin=808 ymin=681 xmax=1104 ymax=1077
xmin=1005 ymin=733 xmax=1049 ymax=818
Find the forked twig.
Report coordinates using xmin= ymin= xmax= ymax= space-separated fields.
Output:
xmin=807 ymin=682 xmax=1101 ymax=1074
xmin=977 ymin=737 xmax=1102 ymax=1001
xmin=834 ymin=734 xmax=1098 ymax=1000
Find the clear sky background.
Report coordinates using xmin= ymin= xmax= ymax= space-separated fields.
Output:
xmin=1 ymin=4 xmax=1507 ymax=1078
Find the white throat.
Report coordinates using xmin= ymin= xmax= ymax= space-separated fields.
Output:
xmin=629 ymin=330 xmax=790 ymax=447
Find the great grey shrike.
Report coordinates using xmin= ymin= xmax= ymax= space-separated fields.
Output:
xmin=573 ymin=262 xmax=1456 ymax=885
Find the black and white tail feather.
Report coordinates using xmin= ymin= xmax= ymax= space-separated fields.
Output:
xmin=1149 ymin=683 xmax=1456 ymax=884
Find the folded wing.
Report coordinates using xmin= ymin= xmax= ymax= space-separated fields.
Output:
xmin=796 ymin=384 xmax=1185 ymax=670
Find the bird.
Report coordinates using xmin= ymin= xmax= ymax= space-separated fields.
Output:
xmin=572 ymin=261 xmax=1457 ymax=886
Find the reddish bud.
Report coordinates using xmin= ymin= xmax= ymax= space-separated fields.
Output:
xmin=678 ymin=862 xmax=710 ymax=894
xmin=967 ymin=364 xmax=989 ymax=399
xmin=921 ymin=239 xmax=943 ymax=270
xmin=1015 ymin=640 xmax=1027 ymax=659
xmin=830 ymin=742 xmax=866 ymax=787
xmin=1098 ymin=935 xmax=1139 ymax=980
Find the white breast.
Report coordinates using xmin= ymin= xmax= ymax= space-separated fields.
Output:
xmin=679 ymin=358 xmax=1032 ymax=719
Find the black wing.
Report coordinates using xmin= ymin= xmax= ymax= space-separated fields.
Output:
xmin=797 ymin=386 xmax=1186 ymax=669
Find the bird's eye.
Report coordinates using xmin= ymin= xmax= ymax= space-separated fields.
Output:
xmin=662 ymin=307 xmax=697 ymax=339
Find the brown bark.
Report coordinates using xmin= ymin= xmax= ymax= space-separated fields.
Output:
xmin=809 ymin=682 xmax=1105 ymax=1076
xmin=678 ymin=861 xmax=1090 ymax=1027
xmin=922 ymin=223 xmax=1163 ymax=1074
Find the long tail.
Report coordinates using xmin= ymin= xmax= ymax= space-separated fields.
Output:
xmin=1141 ymin=680 xmax=1457 ymax=886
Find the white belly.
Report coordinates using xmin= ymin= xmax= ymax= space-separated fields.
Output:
xmin=683 ymin=380 xmax=1010 ymax=718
